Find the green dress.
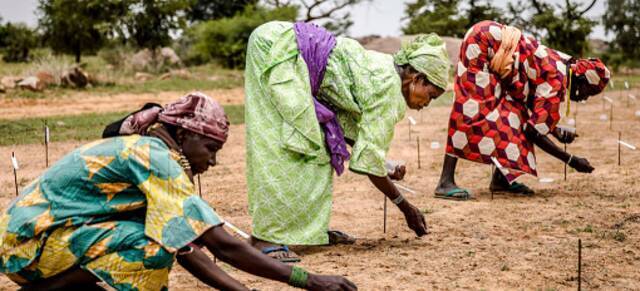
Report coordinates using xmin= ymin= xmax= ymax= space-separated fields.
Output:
xmin=245 ymin=21 xmax=406 ymax=245
xmin=0 ymin=135 xmax=222 ymax=290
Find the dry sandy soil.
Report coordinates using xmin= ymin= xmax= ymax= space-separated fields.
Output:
xmin=0 ymin=89 xmax=639 ymax=290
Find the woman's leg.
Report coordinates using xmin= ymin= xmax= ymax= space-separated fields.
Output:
xmin=19 ymin=267 xmax=102 ymax=291
xmin=435 ymin=154 xmax=459 ymax=193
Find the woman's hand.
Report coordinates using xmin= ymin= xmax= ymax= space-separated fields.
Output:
xmin=399 ymin=202 xmax=428 ymax=237
xmin=552 ymin=127 xmax=578 ymax=144
xmin=388 ymin=164 xmax=406 ymax=181
xmin=307 ymin=274 xmax=357 ymax=291
xmin=568 ymin=156 xmax=594 ymax=173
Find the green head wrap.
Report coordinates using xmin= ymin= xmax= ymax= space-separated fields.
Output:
xmin=393 ymin=33 xmax=450 ymax=90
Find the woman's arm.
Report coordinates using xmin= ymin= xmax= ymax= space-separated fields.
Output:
xmin=525 ymin=126 xmax=594 ymax=173
xmin=345 ymin=138 xmax=427 ymax=236
xmin=197 ymin=226 xmax=357 ymax=291
xmin=177 ymin=246 xmax=248 ymax=291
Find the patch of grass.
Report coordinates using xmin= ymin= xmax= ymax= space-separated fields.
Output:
xmin=575 ymin=225 xmax=594 ymax=233
xmin=0 ymin=104 xmax=244 ymax=146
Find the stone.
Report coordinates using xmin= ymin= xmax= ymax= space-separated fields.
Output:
xmin=1 ymin=76 xmax=21 ymax=89
xmin=18 ymin=76 xmax=45 ymax=92
xmin=61 ymin=67 xmax=89 ymax=88
xmin=135 ymin=72 xmax=153 ymax=81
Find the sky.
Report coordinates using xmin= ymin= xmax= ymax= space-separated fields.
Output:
xmin=0 ymin=0 xmax=611 ymax=40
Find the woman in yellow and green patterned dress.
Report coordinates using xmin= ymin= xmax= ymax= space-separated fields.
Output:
xmin=0 ymin=93 xmax=356 ymax=291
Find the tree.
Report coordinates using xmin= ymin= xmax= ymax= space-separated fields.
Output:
xmin=0 ymin=22 xmax=38 ymax=62
xmin=186 ymin=0 xmax=257 ymax=22
xmin=527 ymin=0 xmax=597 ymax=57
xmin=123 ymin=0 xmax=190 ymax=51
xmin=264 ymin=0 xmax=366 ymax=35
xmin=187 ymin=5 xmax=297 ymax=68
xmin=38 ymin=0 xmax=129 ymax=63
xmin=603 ymin=0 xmax=640 ymax=67
xmin=402 ymin=0 xmax=504 ymax=37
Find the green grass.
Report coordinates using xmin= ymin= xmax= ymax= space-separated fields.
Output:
xmin=1 ymin=52 xmax=244 ymax=99
xmin=0 ymin=105 xmax=244 ymax=146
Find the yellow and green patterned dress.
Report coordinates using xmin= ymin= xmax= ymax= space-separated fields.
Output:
xmin=245 ymin=21 xmax=406 ymax=245
xmin=0 ymin=135 xmax=222 ymax=290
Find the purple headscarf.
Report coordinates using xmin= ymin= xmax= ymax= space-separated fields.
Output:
xmin=293 ymin=21 xmax=350 ymax=175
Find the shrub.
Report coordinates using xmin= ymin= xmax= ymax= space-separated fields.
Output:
xmin=186 ymin=5 xmax=297 ymax=68
xmin=0 ymin=23 xmax=38 ymax=63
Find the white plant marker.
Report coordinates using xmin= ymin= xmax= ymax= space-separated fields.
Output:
xmin=223 ymin=220 xmax=250 ymax=239
xmin=430 ymin=141 xmax=441 ymax=149
xmin=408 ymin=116 xmax=417 ymax=125
xmin=618 ymin=140 xmax=637 ymax=150
xmin=604 ymin=96 xmax=614 ymax=104
xmin=11 ymin=152 xmax=19 ymax=170
xmin=624 ymin=81 xmax=629 ymax=90
xmin=539 ymin=177 xmax=555 ymax=183
xmin=11 ymin=152 xmax=19 ymax=196
xmin=393 ymin=182 xmax=417 ymax=195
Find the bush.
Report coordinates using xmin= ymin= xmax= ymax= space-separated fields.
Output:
xmin=0 ymin=23 xmax=38 ymax=63
xmin=186 ymin=5 xmax=297 ymax=68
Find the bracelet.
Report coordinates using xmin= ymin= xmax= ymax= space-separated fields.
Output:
xmin=289 ymin=266 xmax=309 ymax=288
xmin=566 ymin=154 xmax=574 ymax=165
xmin=392 ymin=194 xmax=405 ymax=205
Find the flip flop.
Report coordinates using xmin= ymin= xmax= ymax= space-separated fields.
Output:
xmin=434 ymin=188 xmax=472 ymax=200
xmin=328 ymin=230 xmax=356 ymax=245
xmin=490 ymin=181 xmax=534 ymax=195
xmin=261 ymin=245 xmax=301 ymax=263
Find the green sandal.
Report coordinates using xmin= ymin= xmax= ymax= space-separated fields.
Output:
xmin=434 ymin=188 xmax=473 ymax=200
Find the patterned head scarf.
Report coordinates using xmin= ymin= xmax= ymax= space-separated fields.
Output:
xmin=393 ymin=33 xmax=450 ymax=90
xmin=572 ymin=58 xmax=610 ymax=95
xmin=120 ymin=92 xmax=230 ymax=143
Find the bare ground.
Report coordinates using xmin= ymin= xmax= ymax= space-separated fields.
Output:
xmin=0 ymin=90 xmax=639 ymax=290
xmin=0 ymin=88 xmax=245 ymax=120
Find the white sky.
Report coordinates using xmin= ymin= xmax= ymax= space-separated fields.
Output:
xmin=0 ymin=0 xmax=610 ymax=40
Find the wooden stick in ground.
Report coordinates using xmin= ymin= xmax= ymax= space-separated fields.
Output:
xmin=197 ymin=175 xmax=202 ymax=197
xmin=564 ymin=143 xmax=567 ymax=181
xmin=383 ymin=196 xmax=387 ymax=233
xmin=11 ymin=152 xmax=19 ymax=196
xmin=578 ymin=239 xmax=582 ymax=291
xmin=618 ymin=132 xmax=622 ymax=166
xmin=44 ymin=121 xmax=50 ymax=168
xmin=416 ymin=137 xmax=421 ymax=169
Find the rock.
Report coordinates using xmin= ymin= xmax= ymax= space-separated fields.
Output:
xmin=129 ymin=47 xmax=182 ymax=71
xmin=159 ymin=72 xmax=171 ymax=80
xmin=158 ymin=69 xmax=190 ymax=81
xmin=18 ymin=76 xmax=45 ymax=92
xmin=35 ymin=71 xmax=55 ymax=86
xmin=160 ymin=47 xmax=181 ymax=66
xmin=1 ymin=76 xmax=21 ymax=89
xmin=135 ymin=72 xmax=154 ymax=81
xmin=130 ymin=49 xmax=153 ymax=71
xmin=61 ymin=67 xmax=89 ymax=88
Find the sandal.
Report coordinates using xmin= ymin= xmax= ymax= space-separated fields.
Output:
xmin=261 ymin=245 xmax=301 ymax=263
xmin=328 ymin=230 xmax=356 ymax=245
xmin=490 ymin=181 xmax=534 ymax=195
xmin=434 ymin=188 xmax=473 ymax=200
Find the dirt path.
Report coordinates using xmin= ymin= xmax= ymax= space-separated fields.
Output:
xmin=0 ymin=92 xmax=639 ymax=290
xmin=0 ymin=88 xmax=245 ymax=120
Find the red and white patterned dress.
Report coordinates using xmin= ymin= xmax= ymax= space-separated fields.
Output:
xmin=446 ymin=20 xmax=571 ymax=182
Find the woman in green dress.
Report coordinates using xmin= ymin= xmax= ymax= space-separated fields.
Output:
xmin=0 ymin=93 xmax=356 ymax=290
xmin=244 ymin=21 xmax=450 ymax=261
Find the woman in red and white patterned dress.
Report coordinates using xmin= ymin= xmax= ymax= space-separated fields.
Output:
xmin=434 ymin=20 xmax=610 ymax=200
